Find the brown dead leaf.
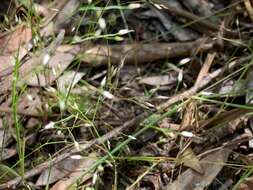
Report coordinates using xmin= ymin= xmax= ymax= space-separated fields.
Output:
xmin=180 ymin=101 xmax=198 ymax=131
xmin=163 ymin=149 xmax=231 ymax=190
xmin=0 ymin=45 xmax=80 ymax=92
xmin=178 ymin=147 xmax=203 ymax=173
xmin=0 ymin=24 xmax=32 ymax=76
xmin=36 ymin=153 xmax=98 ymax=187
xmin=0 ymin=24 xmax=32 ymax=55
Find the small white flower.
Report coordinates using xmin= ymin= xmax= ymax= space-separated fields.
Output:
xmin=52 ymin=68 xmax=57 ymax=76
xmin=59 ymin=100 xmax=65 ymax=111
xmin=249 ymin=138 xmax=253 ymax=148
xmin=102 ymin=91 xmax=115 ymax=99
xmin=118 ymin=29 xmax=133 ymax=35
xmin=181 ymin=131 xmax=194 ymax=138
xmin=88 ymin=0 xmax=92 ymax=4
xmin=179 ymin=58 xmax=191 ymax=65
xmin=70 ymin=155 xmax=82 ymax=159
xmin=92 ymin=172 xmax=98 ymax=185
xmin=128 ymin=3 xmax=141 ymax=9
xmin=26 ymin=94 xmax=33 ymax=102
xmin=128 ymin=135 xmax=136 ymax=140
xmin=200 ymin=91 xmax=213 ymax=96
xmin=94 ymin=29 xmax=102 ymax=37
xmin=153 ymin=3 xmax=162 ymax=9
xmin=98 ymin=17 xmax=106 ymax=30
xmin=74 ymin=141 xmax=80 ymax=151
xmin=42 ymin=53 xmax=50 ymax=65
xmin=101 ymin=76 xmax=107 ymax=87
xmin=57 ymin=130 xmax=63 ymax=136
xmin=44 ymin=121 xmax=55 ymax=129
xmin=145 ymin=102 xmax=155 ymax=108
xmin=45 ymin=86 xmax=56 ymax=92
xmin=178 ymin=71 xmax=183 ymax=82
xmin=84 ymin=123 xmax=92 ymax=127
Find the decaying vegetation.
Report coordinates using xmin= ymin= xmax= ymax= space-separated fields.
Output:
xmin=1 ymin=0 xmax=253 ymax=189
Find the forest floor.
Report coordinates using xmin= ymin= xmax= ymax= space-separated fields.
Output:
xmin=1 ymin=0 xmax=253 ymax=189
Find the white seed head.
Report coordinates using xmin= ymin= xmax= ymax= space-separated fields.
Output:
xmin=179 ymin=58 xmax=191 ymax=65
xmin=128 ymin=135 xmax=136 ymax=140
xmin=181 ymin=131 xmax=194 ymax=138
xmin=177 ymin=71 xmax=183 ymax=82
xmin=118 ymin=29 xmax=133 ymax=35
xmin=26 ymin=94 xmax=33 ymax=102
xmin=94 ymin=29 xmax=102 ymax=37
xmin=44 ymin=121 xmax=55 ymax=129
xmin=102 ymin=91 xmax=115 ymax=99
xmin=59 ymin=100 xmax=65 ymax=111
xmin=98 ymin=17 xmax=106 ymax=30
xmin=101 ymin=76 xmax=107 ymax=87
xmin=70 ymin=154 xmax=82 ymax=159
xmin=42 ymin=53 xmax=50 ymax=65
xmin=52 ymin=67 xmax=57 ymax=76
xmin=128 ymin=3 xmax=141 ymax=9
xmin=74 ymin=141 xmax=80 ymax=151
xmin=249 ymin=138 xmax=253 ymax=148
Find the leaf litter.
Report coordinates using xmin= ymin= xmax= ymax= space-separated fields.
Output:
xmin=1 ymin=0 xmax=253 ymax=190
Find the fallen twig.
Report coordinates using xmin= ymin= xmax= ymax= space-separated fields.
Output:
xmin=81 ymin=38 xmax=214 ymax=65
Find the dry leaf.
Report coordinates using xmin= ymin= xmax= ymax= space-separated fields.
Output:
xmin=164 ymin=149 xmax=231 ymax=190
xmin=57 ymin=70 xmax=85 ymax=93
xmin=36 ymin=153 xmax=98 ymax=186
xmin=50 ymin=153 xmax=98 ymax=190
xmin=178 ymin=147 xmax=203 ymax=173
xmin=0 ymin=24 xmax=32 ymax=76
xmin=0 ymin=24 xmax=32 ymax=56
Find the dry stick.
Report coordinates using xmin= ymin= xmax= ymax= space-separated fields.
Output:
xmin=157 ymin=55 xmax=252 ymax=111
xmin=82 ymin=37 xmax=214 ymax=65
xmin=195 ymin=52 xmax=217 ymax=85
xmin=0 ymin=112 xmax=149 ymax=189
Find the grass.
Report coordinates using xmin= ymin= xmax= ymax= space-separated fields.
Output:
xmin=11 ymin=48 xmax=25 ymax=182
xmin=1 ymin=0 xmax=253 ymax=189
